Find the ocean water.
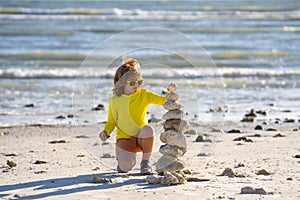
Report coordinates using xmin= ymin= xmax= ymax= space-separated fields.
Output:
xmin=0 ymin=0 xmax=299 ymax=127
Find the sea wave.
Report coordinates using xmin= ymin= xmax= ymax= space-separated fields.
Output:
xmin=1 ymin=67 xmax=300 ymax=79
xmin=0 ymin=7 xmax=299 ymax=21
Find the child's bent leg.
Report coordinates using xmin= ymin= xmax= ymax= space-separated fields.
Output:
xmin=116 ymin=148 xmax=136 ymax=172
xmin=137 ymin=125 xmax=154 ymax=160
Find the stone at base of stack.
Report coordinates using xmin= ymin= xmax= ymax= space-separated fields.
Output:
xmin=147 ymin=91 xmax=190 ymax=185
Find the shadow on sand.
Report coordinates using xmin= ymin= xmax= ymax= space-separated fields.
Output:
xmin=0 ymin=171 xmax=170 ymax=199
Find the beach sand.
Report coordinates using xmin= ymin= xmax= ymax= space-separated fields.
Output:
xmin=1 ymin=121 xmax=299 ymax=200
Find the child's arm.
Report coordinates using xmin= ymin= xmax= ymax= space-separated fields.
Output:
xmin=99 ymin=99 xmax=116 ymax=141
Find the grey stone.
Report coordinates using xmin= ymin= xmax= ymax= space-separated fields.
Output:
xmin=156 ymin=155 xmax=185 ymax=173
xmin=162 ymin=110 xmax=184 ymax=120
xmin=161 ymin=171 xmax=179 ymax=184
xmin=163 ymin=119 xmax=190 ymax=132
xmin=166 ymin=92 xmax=180 ymax=101
xmin=159 ymin=144 xmax=186 ymax=157
xmin=171 ymin=171 xmax=186 ymax=184
xmin=160 ymin=130 xmax=187 ymax=148
xmin=146 ymin=175 xmax=162 ymax=184
xmin=240 ymin=187 xmax=267 ymax=195
xmin=163 ymin=101 xmax=183 ymax=111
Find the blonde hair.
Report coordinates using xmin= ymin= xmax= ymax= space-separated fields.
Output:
xmin=113 ymin=58 xmax=142 ymax=96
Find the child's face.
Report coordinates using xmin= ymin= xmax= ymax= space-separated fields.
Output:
xmin=124 ymin=74 xmax=143 ymax=95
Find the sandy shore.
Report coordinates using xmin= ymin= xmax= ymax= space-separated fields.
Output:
xmin=0 ymin=121 xmax=299 ymax=200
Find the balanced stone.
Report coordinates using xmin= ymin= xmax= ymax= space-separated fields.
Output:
xmin=162 ymin=110 xmax=184 ymax=120
xmin=171 ymin=171 xmax=186 ymax=184
xmin=146 ymin=175 xmax=162 ymax=184
xmin=166 ymin=92 xmax=180 ymax=101
xmin=161 ymin=171 xmax=179 ymax=184
xmin=160 ymin=130 xmax=187 ymax=148
xmin=163 ymin=119 xmax=190 ymax=132
xmin=159 ymin=144 xmax=186 ymax=157
xmin=163 ymin=101 xmax=183 ymax=111
xmin=156 ymin=155 xmax=185 ymax=173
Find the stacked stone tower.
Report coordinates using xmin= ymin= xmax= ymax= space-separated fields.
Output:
xmin=150 ymin=91 xmax=190 ymax=184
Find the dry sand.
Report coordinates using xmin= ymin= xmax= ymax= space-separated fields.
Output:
xmin=0 ymin=122 xmax=299 ymax=200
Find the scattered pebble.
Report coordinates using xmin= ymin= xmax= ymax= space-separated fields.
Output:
xmin=197 ymin=153 xmax=209 ymax=157
xmin=247 ymin=134 xmax=261 ymax=137
xmin=148 ymin=117 xmax=162 ymax=123
xmin=256 ymin=169 xmax=271 ymax=175
xmin=7 ymin=160 xmax=17 ymax=168
xmin=266 ymin=128 xmax=277 ymax=132
xmin=287 ymin=177 xmax=293 ymax=181
xmin=240 ymin=187 xmax=267 ymax=195
xmin=92 ymin=104 xmax=105 ymax=111
xmin=49 ymin=140 xmax=67 ymax=144
xmin=233 ymin=137 xmax=253 ymax=143
xmin=0 ymin=131 xmax=9 ymax=136
xmin=195 ymin=135 xmax=212 ymax=143
xmin=34 ymin=160 xmax=47 ymax=164
xmin=75 ymin=135 xmax=89 ymax=138
xmin=220 ymin=168 xmax=236 ymax=177
xmin=227 ymin=129 xmax=243 ymax=134
xmin=25 ymin=103 xmax=35 ymax=108
xmin=77 ymin=154 xmax=85 ymax=157
xmin=92 ymin=176 xmax=113 ymax=184
xmin=184 ymin=130 xmax=197 ymax=135
xmin=4 ymin=153 xmax=18 ymax=157
xmin=55 ymin=114 xmax=66 ymax=119
xmin=273 ymin=133 xmax=285 ymax=138
xmin=101 ymin=153 xmax=114 ymax=158
xmin=13 ymin=194 xmax=21 ymax=198
xmin=235 ymin=163 xmax=245 ymax=168
xmin=295 ymin=155 xmax=300 ymax=158
xmin=254 ymin=125 xmax=263 ymax=130
xmin=284 ymin=118 xmax=296 ymax=123
xmin=34 ymin=171 xmax=47 ymax=174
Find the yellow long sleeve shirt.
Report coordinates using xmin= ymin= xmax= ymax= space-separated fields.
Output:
xmin=104 ymin=88 xmax=166 ymax=139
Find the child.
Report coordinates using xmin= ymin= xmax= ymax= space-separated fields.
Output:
xmin=99 ymin=58 xmax=177 ymax=175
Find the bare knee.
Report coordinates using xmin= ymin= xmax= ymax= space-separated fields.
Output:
xmin=118 ymin=153 xmax=136 ymax=172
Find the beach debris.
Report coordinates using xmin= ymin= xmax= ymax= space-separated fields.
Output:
xmin=273 ymin=133 xmax=285 ymax=138
xmin=101 ymin=153 xmax=115 ymax=158
xmin=234 ymin=163 xmax=245 ymax=168
xmin=195 ymin=135 xmax=212 ymax=143
xmin=25 ymin=103 xmax=35 ymax=107
xmin=14 ymin=194 xmax=21 ymax=198
xmin=92 ymin=104 xmax=105 ymax=111
xmin=7 ymin=160 xmax=17 ymax=168
xmin=254 ymin=125 xmax=263 ymax=130
xmin=240 ymin=187 xmax=267 ymax=195
xmin=34 ymin=160 xmax=47 ymax=164
xmin=55 ymin=114 xmax=66 ymax=119
xmin=75 ymin=135 xmax=89 ymax=138
xmin=284 ymin=118 xmax=296 ymax=123
xmin=0 ymin=131 xmax=9 ymax=136
xmin=241 ymin=109 xmax=257 ymax=122
xmin=256 ymin=169 xmax=272 ymax=175
xmin=233 ymin=136 xmax=253 ymax=143
xmin=220 ymin=168 xmax=236 ymax=177
xmin=227 ymin=129 xmax=243 ymax=134
xmin=3 ymin=153 xmax=18 ymax=157
xmin=92 ymin=176 xmax=113 ymax=184
xmin=48 ymin=140 xmax=67 ymax=144
xmin=219 ymin=168 xmax=245 ymax=178
xmin=266 ymin=128 xmax=277 ymax=132
xmin=34 ymin=170 xmax=47 ymax=174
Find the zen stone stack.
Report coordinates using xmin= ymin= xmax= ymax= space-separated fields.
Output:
xmin=147 ymin=91 xmax=190 ymax=185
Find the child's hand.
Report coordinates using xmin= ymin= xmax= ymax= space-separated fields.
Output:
xmin=99 ymin=131 xmax=109 ymax=142
xmin=167 ymin=83 xmax=178 ymax=93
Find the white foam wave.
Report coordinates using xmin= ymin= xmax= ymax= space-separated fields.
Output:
xmin=1 ymin=67 xmax=300 ymax=79
xmin=0 ymin=8 xmax=299 ymax=21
